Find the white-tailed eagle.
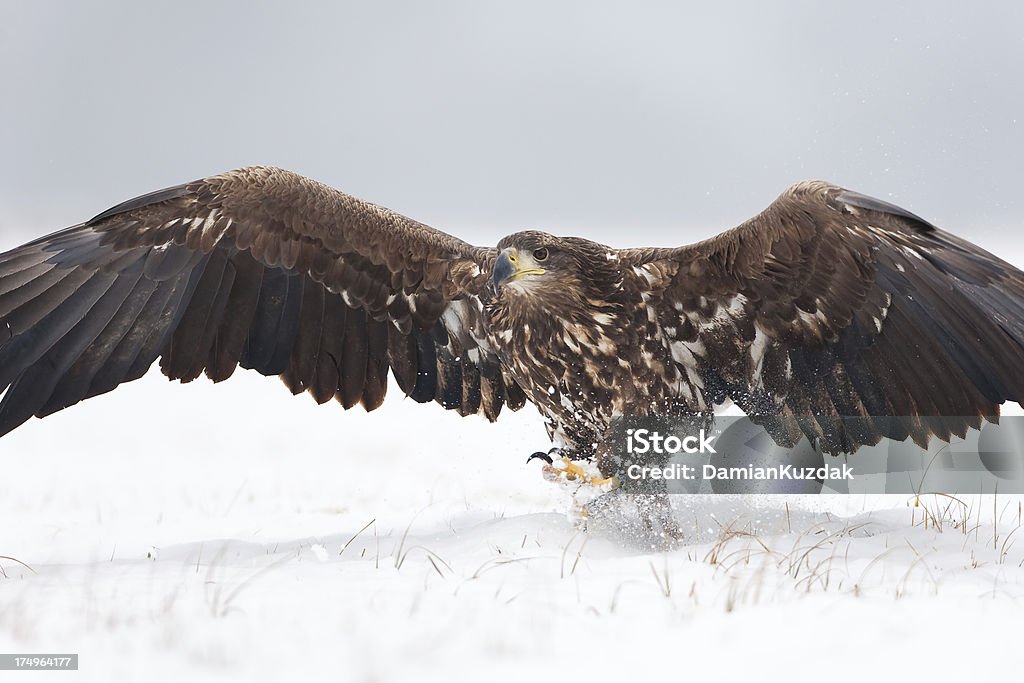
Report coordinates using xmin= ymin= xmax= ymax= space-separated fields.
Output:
xmin=2 ymin=167 xmax=1024 ymax=469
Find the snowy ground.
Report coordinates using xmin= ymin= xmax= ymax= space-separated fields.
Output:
xmin=2 ymin=370 xmax=1024 ymax=682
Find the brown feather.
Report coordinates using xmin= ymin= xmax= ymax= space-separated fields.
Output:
xmin=361 ymin=318 xmax=389 ymax=411
xmin=339 ymin=307 xmax=367 ymax=410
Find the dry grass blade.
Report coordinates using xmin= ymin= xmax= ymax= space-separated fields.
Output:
xmin=0 ymin=555 xmax=36 ymax=577
xmin=649 ymin=560 xmax=671 ymax=597
xmin=469 ymin=556 xmax=539 ymax=580
xmin=339 ymin=518 xmax=376 ymax=556
xmin=396 ymin=545 xmax=453 ymax=574
xmin=559 ymin=530 xmax=583 ymax=579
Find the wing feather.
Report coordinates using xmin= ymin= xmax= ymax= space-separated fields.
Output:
xmin=0 ymin=166 xmax=525 ymax=438
xmin=363 ymin=318 xmax=390 ymax=411
xmin=311 ymin=293 xmax=347 ymax=406
xmin=283 ymin=277 xmax=326 ymax=396
xmin=386 ymin=323 xmax=418 ymax=397
xmin=207 ymin=253 xmax=264 ymax=382
xmin=634 ymin=180 xmax=1024 ymax=453
xmin=0 ymin=268 xmax=141 ymax=434
xmin=162 ymin=248 xmax=234 ymax=382
xmin=39 ymin=269 xmax=162 ymax=417
xmin=339 ymin=306 xmax=368 ymax=410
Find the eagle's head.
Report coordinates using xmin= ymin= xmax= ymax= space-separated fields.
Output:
xmin=491 ymin=231 xmax=622 ymax=305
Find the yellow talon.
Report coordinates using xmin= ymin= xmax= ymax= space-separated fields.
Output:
xmin=545 ymin=457 xmax=618 ymax=487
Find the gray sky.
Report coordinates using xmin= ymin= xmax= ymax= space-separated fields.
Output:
xmin=1 ymin=0 xmax=1022 ymax=253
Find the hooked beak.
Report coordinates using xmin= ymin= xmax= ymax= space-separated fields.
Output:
xmin=492 ymin=248 xmax=546 ymax=291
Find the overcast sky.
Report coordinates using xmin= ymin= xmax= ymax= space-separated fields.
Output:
xmin=1 ymin=1 xmax=1022 ymax=252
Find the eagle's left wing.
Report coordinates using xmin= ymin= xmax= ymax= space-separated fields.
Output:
xmin=0 ymin=167 xmax=526 ymax=440
xmin=623 ymin=181 xmax=1024 ymax=453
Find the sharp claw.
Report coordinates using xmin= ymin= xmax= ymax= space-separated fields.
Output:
xmin=527 ymin=451 xmax=555 ymax=465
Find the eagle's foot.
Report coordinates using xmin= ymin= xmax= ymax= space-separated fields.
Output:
xmin=544 ymin=456 xmax=616 ymax=487
xmin=528 ymin=448 xmax=616 ymax=487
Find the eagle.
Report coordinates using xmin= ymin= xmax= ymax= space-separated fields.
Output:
xmin=2 ymin=167 xmax=1024 ymax=478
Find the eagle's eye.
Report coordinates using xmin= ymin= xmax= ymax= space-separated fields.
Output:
xmin=532 ymin=248 xmax=549 ymax=262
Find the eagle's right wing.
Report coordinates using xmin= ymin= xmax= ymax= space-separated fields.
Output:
xmin=0 ymin=166 xmax=526 ymax=438
xmin=623 ymin=181 xmax=1024 ymax=453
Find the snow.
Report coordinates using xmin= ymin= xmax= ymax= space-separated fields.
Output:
xmin=2 ymin=371 xmax=1024 ymax=681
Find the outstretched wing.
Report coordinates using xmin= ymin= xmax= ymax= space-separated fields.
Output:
xmin=626 ymin=181 xmax=1024 ymax=453
xmin=0 ymin=166 xmax=526 ymax=438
